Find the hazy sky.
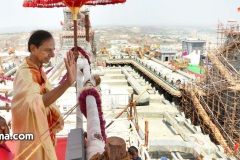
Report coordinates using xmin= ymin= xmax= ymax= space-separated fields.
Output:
xmin=0 ymin=0 xmax=240 ymax=31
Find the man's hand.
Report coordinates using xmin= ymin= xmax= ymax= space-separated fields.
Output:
xmin=0 ymin=116 xmax=9 ymax=144
xmin=64 ymin=50 xmax=77 ymax=86
xmin=43 ymin=50 xmax=77 ymax=107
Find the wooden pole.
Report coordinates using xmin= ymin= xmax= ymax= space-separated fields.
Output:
xmin=106 ymin=104 xmax=130 ymax=129
xmin=69 ymin=7 xmax=80 ymax=59
xmin=106 ymin=136 xmax=127 ymax=160
xmin=84 ymin=11 xmax=90 ymax=42
xmin=133 ymin=102 xmax=139 ymax=132
xmin=129 ymin=93 xmax=133 ymax=119
xmin=74 ymin=20 xmax=78 ymax=58
xmin=106 ymin=86 xmax=149 ymax=129
xmin=144 ymin=120 xmax=149 ymax=147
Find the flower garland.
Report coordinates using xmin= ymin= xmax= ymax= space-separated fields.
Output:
xmin=45 ymin=67 xmax=54 ymax=75
xmin=0 ymin=95 xmax=12 ymax=103
xmin=0 ymin=67 xmax=53 ymax=82
xmin=71 ymin=46 xmax=91 ymax=66
xmin=78 ymin=87 xmax=106 ymax=142
xmin=0 ymin=75 xmax=14 ymax=81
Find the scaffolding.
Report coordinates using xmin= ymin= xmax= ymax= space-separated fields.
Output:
xmin=180 ymin=21 xmax=240 ymax=158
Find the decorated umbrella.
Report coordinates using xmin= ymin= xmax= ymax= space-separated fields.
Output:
xmin=23 ymin=0 xmax=126 ymax=57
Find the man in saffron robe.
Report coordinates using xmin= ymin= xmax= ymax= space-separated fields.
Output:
xmin=11 ymin=30 xmax=76 ymax=160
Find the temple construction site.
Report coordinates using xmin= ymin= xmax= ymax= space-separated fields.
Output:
xmin=1 ymin=7 xmax=240 ymax=158
xmin=180 ymin=21 xmax=240 ymax=157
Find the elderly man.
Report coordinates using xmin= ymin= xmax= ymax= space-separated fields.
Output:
xmin=11 ymin=30 xmax=76 ymax=160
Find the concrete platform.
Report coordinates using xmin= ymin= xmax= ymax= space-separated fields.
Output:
xmin=101 ymin=74 xmax=126 ymax=80
xmin=102 ymin=79 xmax=128 ymax=86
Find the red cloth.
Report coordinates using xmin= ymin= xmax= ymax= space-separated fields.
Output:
xmin=234 ymin=142 xmax=239 ymax=152
xmin=0 ymin=143 xmax=14 ymax=160
xmin=63 ymin=0 xmax=90 ymax=7
xmin=0 ymin=137 xmax=67 ymax=160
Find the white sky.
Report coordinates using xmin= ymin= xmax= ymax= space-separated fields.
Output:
xmin=0 ymin=0 xmax=240 ymax=31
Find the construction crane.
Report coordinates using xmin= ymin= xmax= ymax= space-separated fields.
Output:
xmin=8 ymin=48 xmax=15 ymax=55
xmin=135 ymin=47 xmax=144 ymax=60
xmin=144 ymin=45 xmax=151 ymax=54
xmin=147 ymin=50 xmax=160 ymax=60
xmin=173 ymin=60 xmax=188 ymax=72
xmin=101 ymin=47 xmax=109 ymax=55
xmin=125 ymin=47 xmax=131 ymax=56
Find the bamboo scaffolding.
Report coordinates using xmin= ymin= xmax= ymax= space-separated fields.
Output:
xmin=181 ymin=21 xmax=240 ymax=158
